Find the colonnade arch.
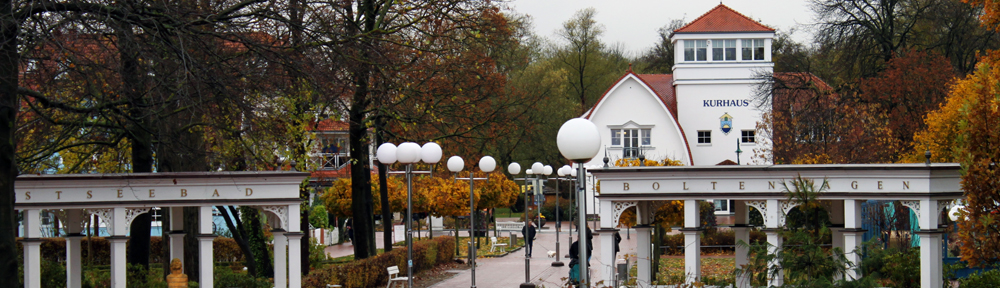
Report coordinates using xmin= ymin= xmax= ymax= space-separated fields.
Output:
xmin=593 ymin=163 xmax=963 ymax=288
xmin=15 ymin=171 xmax=310 ymax=288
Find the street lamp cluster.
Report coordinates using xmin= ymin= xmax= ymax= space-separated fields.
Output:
xmin=376 ymin=142 xmax=442 ymax=288
xmin=373 ymin=118 xmax=601 ymax=288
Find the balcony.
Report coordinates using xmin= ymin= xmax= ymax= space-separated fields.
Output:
xmin=311 ymin=152 xmax=349 ymax=170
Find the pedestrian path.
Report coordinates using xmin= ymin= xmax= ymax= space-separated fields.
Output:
xmin=322 ymin=221 xmax=643 ymax=287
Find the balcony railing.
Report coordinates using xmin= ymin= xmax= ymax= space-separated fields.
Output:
xmin=311 ymin=152 xmax=349 ymax=170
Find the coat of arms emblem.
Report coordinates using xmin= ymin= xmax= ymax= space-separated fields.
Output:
xmin=720 ymin=113 xmax=733 ymax=135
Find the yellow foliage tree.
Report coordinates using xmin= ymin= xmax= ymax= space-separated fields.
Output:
xmin=904 ymin=50 xmax=1000 ymax=266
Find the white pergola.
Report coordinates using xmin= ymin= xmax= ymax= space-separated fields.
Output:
xmin=591 ymin=163 xmax=963 ymax=288
xmin=15 ymin=171 xmax=310 ymax=288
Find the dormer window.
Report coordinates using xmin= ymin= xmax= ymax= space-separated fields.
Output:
xmin=712 ymin=39 xmax=737 ymax=61
xmin=684 ymin=40 xmax=708 ymax=61
xmin=742 ymin=39 xmax=765 ymax=60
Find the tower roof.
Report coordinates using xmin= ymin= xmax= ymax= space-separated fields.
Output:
xmin=673 ymin=4 xmax=774 ymax=34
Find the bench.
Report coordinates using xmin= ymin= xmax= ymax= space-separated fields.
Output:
xmin=496 ymin=221 xmax=524 ymax=231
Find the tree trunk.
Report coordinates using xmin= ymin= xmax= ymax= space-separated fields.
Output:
xmin=218 ymin=206 xmax=256 ymax=276
xmin=376 ymin=117 xmax=393 ymax=252
xmin=241 ymin=206 xmax=273 ymax=277
xmin=0 ymin=0 xmax=20 ymax=284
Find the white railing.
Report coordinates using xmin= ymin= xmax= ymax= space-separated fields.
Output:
xmin=311 ymin=152 xmax=349 ymax=170
xmin=496 ymin=221 xmax=524 ymax=231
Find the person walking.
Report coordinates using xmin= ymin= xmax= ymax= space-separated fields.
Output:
xmin=568 ymin=240 xmax=582 ymax=287
xmin=522 ymin=221 xmax=536 ymax=258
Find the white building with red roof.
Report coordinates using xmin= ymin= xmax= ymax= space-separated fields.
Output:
xmin=584 ymin=4 xmax=774 ymax=168
xmin=583 ymin=4 xmax=775 ymax=217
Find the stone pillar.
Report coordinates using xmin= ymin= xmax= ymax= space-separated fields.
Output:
xmin=918 ymin=231 xmax=944 ymax=288
xmin=916 ymin=199 xmax=942 ymax=288
xmin=598 ymin=228 xmax=617 ymax=284
xmin=682 ymin=200 xmax=701 ymax=284
xmin=286 ymin=204 xmax=302 ymax=287
xmin=110 ymin=207 xmax=128 ymax=288
xmin=64 ymin=209 xmax=85 ymax=288
xmin=109 ymin=236 xmax=129 ymax=288
xmin=169 ymin=207 xmax=185 ymax=266
xmin=765 ymin=199 xmax=782 ymax=287
xmin=273 ymin=230 xmax=287 ymax=288
xmin=198 ymin=206 xmax=214 ymax=288
xmin=22 ymin=209 xmax=41 ymax=288
xmin=733 ymin=201 xmax=750 ymax=288
xmin=633 ymin=225 xmax=652 ymax=285
xmin=843 ymin=199 xmax=864 ymax=280
xmin=66 ymin=234 xmax=84 ymax=288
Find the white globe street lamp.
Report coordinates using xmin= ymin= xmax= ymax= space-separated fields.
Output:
xmin=557 ymin=118 xmax=601 ymax=287
xmin=376 ymin=141 xmax=441 ymax=288
xmin=448 ymin=155 xmax=496 ymax=288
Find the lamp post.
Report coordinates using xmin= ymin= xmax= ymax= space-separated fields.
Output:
xmin=551 ymin=165 xmax=572 ymax=267
xmin=557 ymin=118 xmax=602 ymax=287
xmin=509 ymin=162 xmax=537 ymax=288
xmin=736 ymin=139 xmax=743 ymax=165
xmin=447 ymin=155 xmax=496 ymax=288
xmin=376 ymin=142 xmax=442 ymax=288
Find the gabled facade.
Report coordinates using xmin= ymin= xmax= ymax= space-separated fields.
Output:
xmin=584 ymin=4 xmax=775 ymax=168
xmin=584 ymin=4 xmax=777 ymax=217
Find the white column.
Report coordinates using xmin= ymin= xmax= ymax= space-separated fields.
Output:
xmin=109 ymin=236 xmax=128 ymax=288
xmin=599 ymin=230 xmax=615 ymax=284
xmin=634 ymin=225 xmax=652 ymax=285
xmin=22 ymin=209 xmax=41 ymax=288
xmin=765 ymin=199 xmax=783 ymax=287
xmin=917 ymin=199 xmax=942 ymax=288
xmin=844 ymin=199 xmax=863 ymax=280
xmin=683 ymin=200 xmax=701 ymax=284
xmin=110 ymin=207 xmax=128 ymax=288
xmin=198 ymin=206 xmax=214 ymax=288
xmin=169 ymin=207 xmax=185 ymax=265
xmin=733 ymin=201 xmax=750 ymax=288
xmin=64 ymin=209 xmax=85 ymax=288
xmin=66 ymin=234 xmax=84 ymax=288
xmin=273 ymin=230 xmax=287 ymax=288
xmin=286 ymin=204 xmax=302 ymax=288
xmin=918 ymin=232 xmax=944 ymax=288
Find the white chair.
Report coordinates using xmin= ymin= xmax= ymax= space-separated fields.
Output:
xmin=490 ymin=236 xmax=508 ymax=253
xmin=386 ymin=265 xmax=409 ymax=288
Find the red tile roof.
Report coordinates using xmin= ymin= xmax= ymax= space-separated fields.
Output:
xmin=635 ymin=74 xmax=677 ymax=118
xmin=311 ymin=119 xmax=349 ymax=132
xmin=673 ymin=4 xmax=774 ymax=34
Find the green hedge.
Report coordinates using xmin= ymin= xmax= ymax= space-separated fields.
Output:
xmin=302 ymin=236 xmax=456 ymax=288
xmin=16 ymin=236 xmax=247 ymax=265
xmin=661 ymin=229 xmax=766 ymax=255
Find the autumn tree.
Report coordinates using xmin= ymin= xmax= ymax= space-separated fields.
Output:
xmin=859 ymin=49 xmax=956 ymax=147
xmin=553 ymin=8 xmax=630 ymax=114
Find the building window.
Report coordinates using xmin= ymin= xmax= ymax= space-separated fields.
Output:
xmin=715 ymin=199 xmax=729 ymax=211
xmin=742 ymin=39 xmax=765 ymax=60
xmin=712 ymin=39 xmax=737 ymax=61
xmin=684 ymin=40 xmax=708 ymax=61
xmin=697 ymin=130 xmax=711 ymax=144
xmin=741 ymin=130 xmax=756 ymax=143
xmin=612 ymin=128 xmax=651 ymax=158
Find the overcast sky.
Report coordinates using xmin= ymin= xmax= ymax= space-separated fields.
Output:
xmin=505 ymin=0 xmax=817 ymax=55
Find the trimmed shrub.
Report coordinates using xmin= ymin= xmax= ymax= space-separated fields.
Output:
xmin=660 ymin=229 xmax=766 ymax=255
xmin=302 ymin=236 xmax=456 ymax=288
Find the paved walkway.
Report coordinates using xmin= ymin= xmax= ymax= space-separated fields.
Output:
xmin=323 ymin=221 xmax=648 ymax=287
xmin=429 ymin=222 xmax=642 ymax=288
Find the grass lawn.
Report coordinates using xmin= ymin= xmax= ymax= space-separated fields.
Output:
xmin=394 ymin=236 xmax=525 ymax=258
xmin=495 ymin=207 xmax=524 ymax=219
xmin=630 ymin=256 xmax=736 ymax=286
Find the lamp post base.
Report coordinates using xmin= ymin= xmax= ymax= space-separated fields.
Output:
xmin=551 ymin=261 xmax=564 ymax=267
xmin=519 ymin=283 xmax=537 ymax=288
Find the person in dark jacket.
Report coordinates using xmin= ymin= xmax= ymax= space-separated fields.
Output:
xmin=613 ymin=231 xmax=622 ymax=258
xmin=522 ymin=221 xmax=536 ymax=257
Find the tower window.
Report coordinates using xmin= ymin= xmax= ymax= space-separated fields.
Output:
xmin=713 ymin=39 xmax=737 ymax=61
xmin=684 ymin=40 xmax=708 ymax=61
xmin=742 ymin=39 xmax=765 ymax=60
